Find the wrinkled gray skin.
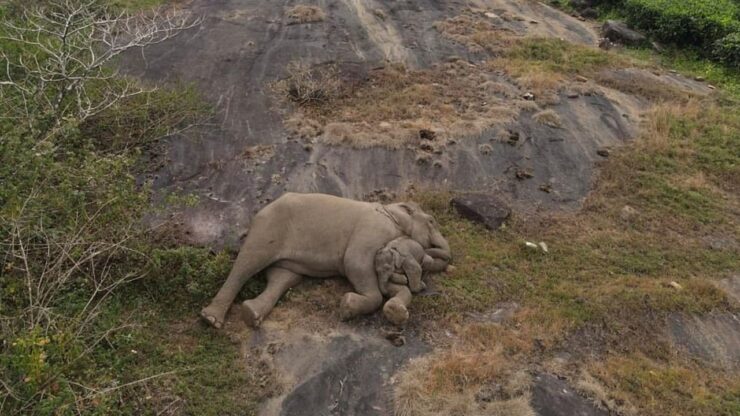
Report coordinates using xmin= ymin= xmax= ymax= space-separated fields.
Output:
xmin=375 ymin=237 xmax=434 ymax=296
xmin=200 ymin=193 xmax=451 ymax=328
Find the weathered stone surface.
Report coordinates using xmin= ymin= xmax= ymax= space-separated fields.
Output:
xmin=667 ymin=313 xmax=740 ymax=368
xmin=531 ymin=373 xmax=608 ymax=416
xmin=715 ymin=275 xmax=740 ymax=303
xmin=451 ymin=193 xmax=511 ymax=230
xmin=257 ymin=327 xmax=428 ymax=416
xmin=602 ymin=20 xmax=647 ymax=46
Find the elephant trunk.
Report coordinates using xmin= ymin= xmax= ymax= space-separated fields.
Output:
xmin=424 ymin=229 xmax=451 ymax=273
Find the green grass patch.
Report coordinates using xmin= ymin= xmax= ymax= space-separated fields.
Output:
xmin=502 ymin=37 xmax=627 ymax=76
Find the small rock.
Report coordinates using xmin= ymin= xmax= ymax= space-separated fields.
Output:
xmin=596 ymin=148 xmax=610 ymax=157
xmin=669 ymin=69 xmax=678 ymax=74
xmin=523 ymin=92 xmax=535 ymax=100
xmin=539 ymin=242 xmax=549 ymax=253
xmin=515 ymin=168 xmax=534 ymax=179
xmin=667 ymin=281 xmax=683 ymax=290
xmin=566 ymin=91 xmax=579 ymax=99
xmin=620 ymin=205 xmax=638 ymax=221
xmin=419 ymin=128 xmax=436 ymax=140
xmin=451 ymin=193 xmax=511 ymax=230
xmin=694 ymin=76 xmax=705 ymax=82
xmin=529 ymin=20 xmax=539 ymax=24
xmin=484 ymin=12 xmax=499 ymax=19
xmin=479 ymin=143 xmax=493 ymax=155
xmin=384 ymin=331 xmax=406 ymax=347
xmin=415 ymin=153 xmax=431 ymax=165
xmin=708 ymin=85 xmax=716 ymax=90
xmin=525 ymin=241 xmax=539 ymax=250
xmin=303 ymin=144 xmax=313 ymax=152
xmin=575 ymin=75 xmax=588 ymax=82
xmin=419 ymin=142 xmax=434 ymax=152
xmin=598 ymin=37 xmax=613 ymax=50
xmin=602 ymin=20 xmax=647 ymax=46
xmin=432 ymin=160 xmax=443 ymax=169
xmin=379 ymin=121 xmax=392 ymax=129
xmin=539 ymin=183 xmax=553 ymax=193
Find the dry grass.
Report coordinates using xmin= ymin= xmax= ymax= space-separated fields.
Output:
xmin=532 ymin=109 xmax=562 ymax=128
xmin=433 ymin=13 xmax=516 ymax=54
xmin=391 ymin=96 xmax=739 ymax=415
xmin=272 ymin=62 xmax=341 ymax=106
xmin=281 ymin=61 xmax=525 ymax=148
xmin=589 ymin=354 xmax=740 ymax=416
xmin=393 ymin=318 xmax=544 ymax=416
xmin=595 ymin=69 xmax=701 ymax=102
xmin=285 ymin=5 xmax=325 ymax=25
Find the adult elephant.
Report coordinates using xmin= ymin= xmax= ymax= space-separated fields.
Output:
xmin=200 ymin=193 xmax=451 ymax=328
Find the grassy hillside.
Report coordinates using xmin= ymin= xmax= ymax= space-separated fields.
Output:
xmin=0 ymin=0 xmax=738 ymax=415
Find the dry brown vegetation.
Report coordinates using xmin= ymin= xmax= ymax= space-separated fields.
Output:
xmin=279 ymin=61 xmax=523 ymax=149
xmin=274 ymin=18 xmax=695 ymax=149
xmin=285 ymin=5 xmax=325 ymax=25
xmin=385 ymin=97 xmax=739 ymax=415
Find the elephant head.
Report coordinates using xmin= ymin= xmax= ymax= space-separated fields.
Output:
xmin=385 ymin=202 xmax=451 ymax=269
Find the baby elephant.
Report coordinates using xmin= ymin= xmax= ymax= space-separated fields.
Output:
xmin=375 ymin=237 xmax=435 ymax=326
xmin=375 ymin=236 xmax=434 ymax=296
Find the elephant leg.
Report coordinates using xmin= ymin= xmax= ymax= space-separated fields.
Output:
xmin=401 ymin=258 xmax=424 ymax=293
xmin=200 ymin=220 xmax=279 ymax=328
xmin=340 ymin=246 xmax=384 ymax=320
xmin=242 ymin=267 xmax=303 ymax=328
xmin=389 ymin=272 xmax=408 ymax=285
xmin=383 ymin=283 xmax=412 ymax=326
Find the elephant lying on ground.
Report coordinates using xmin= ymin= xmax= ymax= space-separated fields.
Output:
xmin=200 ymin=193 xmax=451 ymax=328
xmin=375 ymin=237 xmax=437 ymax=325
xmin=375 ymin=236 xmax=434 ymax=295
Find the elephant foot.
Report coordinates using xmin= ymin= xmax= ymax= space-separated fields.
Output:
xmin=383 ymin=299 xmax=409 ymax=326
xmin=241 ymin=299 xmax=264 ymax=328
xmin=200 ymin=305 xmax=225 ymax=329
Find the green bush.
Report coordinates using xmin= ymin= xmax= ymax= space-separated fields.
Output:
xmin=713 ymin=32 xmax=740 ymax=67
xmin=623 ymin=0 xmax=739 ymax=49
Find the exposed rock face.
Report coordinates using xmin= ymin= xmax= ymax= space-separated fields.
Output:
xmin=602 ymin=20 xmax=647 ymax=46
xmin=451 ymin=193 xmax=511 ymax=230
xmin=667 ymin=313 xmax=740 ymax=369
xmin=531 ymin=373 xmax=609 ymax=416
xmin=255 ymin=326 xmax=428 ymax=416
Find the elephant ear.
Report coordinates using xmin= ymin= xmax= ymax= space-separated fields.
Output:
xmin=396 ymin=202 xmax=417 ymax=215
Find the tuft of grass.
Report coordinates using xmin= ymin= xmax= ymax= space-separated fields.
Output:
xmin=285 ymin=5 xmax=326 ymax=25
xmin=532 ymin=109 xmax=562 ymax=128
xmin=281 ymin=61 xmax=519 ymax=148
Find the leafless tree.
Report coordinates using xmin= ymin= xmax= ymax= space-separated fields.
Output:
xmin=0 ymin=0 xmax=201 ymax=139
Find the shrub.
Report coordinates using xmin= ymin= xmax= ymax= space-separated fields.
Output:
xmin=713 ymin=32 xmax=740 ymax=67
xmin=623 ymin=0 xmax=740 ymax=49
xmin=273 ymin=61 xmax=342 ymax=106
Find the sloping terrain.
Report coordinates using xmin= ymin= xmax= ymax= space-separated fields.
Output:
xmin=121 ymin=1 xmax=736 ymax=415
xmin=126 ymin=0 xmax=707 ymax=247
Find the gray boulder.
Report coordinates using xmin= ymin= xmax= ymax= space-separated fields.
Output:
xmin=451 ymin=193 xmax=511 ymax=230
xmin=602 ymin=20 xmax=647 ymax=46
